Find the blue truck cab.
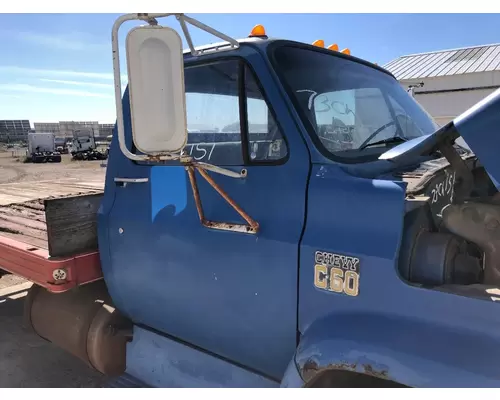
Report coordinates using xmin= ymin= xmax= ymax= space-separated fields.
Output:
xmin=38 ymin=14 xmax=500 ymax=387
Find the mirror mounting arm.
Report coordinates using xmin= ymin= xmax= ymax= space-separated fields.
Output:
xmin=186 ymin=165 xmax=259 ymax=234
xmin=112 ymin=13 xmax=240 ymax=164
xmin=189 ymin=162 xmax=247 ymax=179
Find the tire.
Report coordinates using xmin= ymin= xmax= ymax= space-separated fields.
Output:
xmin=48 ymin=155 xmax=62 ymax=163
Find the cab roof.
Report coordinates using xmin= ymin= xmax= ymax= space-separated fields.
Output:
xmin=182 ymin=36 xmax=267 ymax=55
xmin=182 ymin=36 xmax=392 ymax=77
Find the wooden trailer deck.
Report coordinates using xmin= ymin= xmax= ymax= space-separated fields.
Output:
xmin=0 ymin=177 xmax=105 ymax=293
xmin=0 ymin=177 xmax=104 ymax=206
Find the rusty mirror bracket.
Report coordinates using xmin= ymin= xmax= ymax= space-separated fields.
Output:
xmin=186 ymin=165 xmax=259 ymax=234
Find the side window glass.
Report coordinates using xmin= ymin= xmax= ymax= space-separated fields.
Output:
xmin=183 ymin=60 xmax=243 ymax=165
xmin=244 ymin=66 xmax=288 ymax=162
xmin=140 ymin=61 xmax=288 ymax=165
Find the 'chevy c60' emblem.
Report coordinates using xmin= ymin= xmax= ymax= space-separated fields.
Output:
xmin=313 ymin=251 xmax=360 ymax=297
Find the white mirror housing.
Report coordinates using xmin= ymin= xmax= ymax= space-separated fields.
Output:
xmin=112 ymin=13 xmax=240 ymax=163
xmin=126 ymin=25 xmax=188 ymax=154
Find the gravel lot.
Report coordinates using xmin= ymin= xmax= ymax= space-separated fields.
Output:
xmin=0 ymin=147 xmax=106 ymax=388
xmin=0 ymin=149 xmax=106 ymax=185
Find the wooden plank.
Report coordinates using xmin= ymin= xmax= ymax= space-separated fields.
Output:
xmin=0 ymin=193 xmax=31 ymax=206
xmin=9 ymin=201 xmax=45 ymax=212
xmin=0 ymin=230 xmax=47 ymax=249
xmin=0 ymin=204 xmax=46 ymax=222
xmin=0 ymin=178 xmax=104 ymax=206
xmin=0 ymin=187 xmax=48 ymax=200
xmin=0 ymin=213 xmax=47 ymax=231
xmin=0 ymin=185 xmax=99 ymax=199
xmin=0 ymin=199 xmax=49 ymax=250
xmin=44 ymin=193 xmax=103 ymax=258
xmin=0 ymin=219 xmax=47 ymax=241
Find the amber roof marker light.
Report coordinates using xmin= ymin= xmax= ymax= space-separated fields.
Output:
xmin=249 ymin=24 xmax=268 ymax=38
xmin=312 ymin=39 xmax=325 ymax=48
xmin=321 ymin=42 xmax=351 ymax=56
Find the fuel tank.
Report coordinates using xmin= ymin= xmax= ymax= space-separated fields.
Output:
xmin=24 ymin=280 xmax=131 ymax=376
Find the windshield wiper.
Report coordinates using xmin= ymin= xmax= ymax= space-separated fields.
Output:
xmin=359 ymin=136 xmax=407 ymax=150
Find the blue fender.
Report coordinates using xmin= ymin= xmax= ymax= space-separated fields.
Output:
xmin=282 ymin=312 xmax=500 ymax=388
xmin=280 ymin=358 xmax=305 ymax=388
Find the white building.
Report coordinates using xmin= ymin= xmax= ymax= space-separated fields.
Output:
xmin=384 ymin=43 xmax=500 ymax=127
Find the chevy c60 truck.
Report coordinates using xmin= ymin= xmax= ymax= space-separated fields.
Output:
xmin=1 ymin=13 xmax=500 ymax=388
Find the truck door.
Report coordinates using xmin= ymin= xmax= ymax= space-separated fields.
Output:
xmin=102 ymin=54 xmax=310 ymax=379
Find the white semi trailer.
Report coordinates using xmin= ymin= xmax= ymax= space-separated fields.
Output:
xmin=27 ymin=132 xmax=62 ymax=163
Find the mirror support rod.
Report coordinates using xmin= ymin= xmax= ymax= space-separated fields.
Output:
xmin=111 ymin=13 xmax=241 ymax=176
xmin=186 ymin=166 xmax=259 ymax=234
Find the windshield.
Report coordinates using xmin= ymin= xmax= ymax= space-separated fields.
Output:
xmin=271 ymin=45 xmax=438 ymax=161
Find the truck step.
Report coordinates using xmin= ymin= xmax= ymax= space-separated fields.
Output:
xmin=102 ymin=373 xmax=150 ymax=388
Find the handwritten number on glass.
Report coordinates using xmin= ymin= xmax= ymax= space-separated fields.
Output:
xmin=296 ymin=89 xmax=351 ymax=115
xmin=182 ymin=143 xmax=217 ymax=161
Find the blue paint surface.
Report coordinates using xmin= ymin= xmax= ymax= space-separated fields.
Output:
xmin=296 ymin=162 xmax=500 ymax=387
xmin=294 ymin=311 xmax=500 ymax=388
xmin=454 ymin=87 xmax=500 ymax=187
xmin=280 ymin=358 xmax=304 ymax=388
xmin=298 ymin=163 xmax=407 ymax=332
xmin=125 ymin=326 xmax=279 ymax=388
xmin=150 ymin=167 xmax=188 ymax=220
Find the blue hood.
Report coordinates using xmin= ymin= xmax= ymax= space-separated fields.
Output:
xmin=379 ymin=87 xmax=500 ymax=188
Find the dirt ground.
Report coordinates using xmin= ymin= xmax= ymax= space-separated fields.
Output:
xmin=0 ymin=148 xmax=106 ymax=185
xmin=0 ymin=148 xmax=106 ymax=388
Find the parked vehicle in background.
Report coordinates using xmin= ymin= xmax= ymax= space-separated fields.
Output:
xmin=70 ymin=128 xmax=107 ymax=161
xmin=26 ymin=132 xmax=61 ymax=163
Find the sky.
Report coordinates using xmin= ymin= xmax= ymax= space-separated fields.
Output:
xmin=0 ymin=13 xmax=499 ymax=125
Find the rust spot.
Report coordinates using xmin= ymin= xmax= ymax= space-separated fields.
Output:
xmin=301 ymin=358 xmax=390 ymax=383
xmin=185 ymin=164 xmax=259 ymax=234
xmin=302 ymin=359 xmax=319 ymax=375
xmin=196 ymin=167 xmax=259 ymax=231
xmin=146 ymin=154 xmax=164 ymax=163
xmin=202 ymin=220 xmax=258 ymax=234
xmin=187 ymin=166 xmax=204 ymax=224
xmin=362 ymin=363 xmax=389 ymax=379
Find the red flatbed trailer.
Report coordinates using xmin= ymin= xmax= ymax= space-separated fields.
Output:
xmin=0 ymin=179 xmax=105 ymax=293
